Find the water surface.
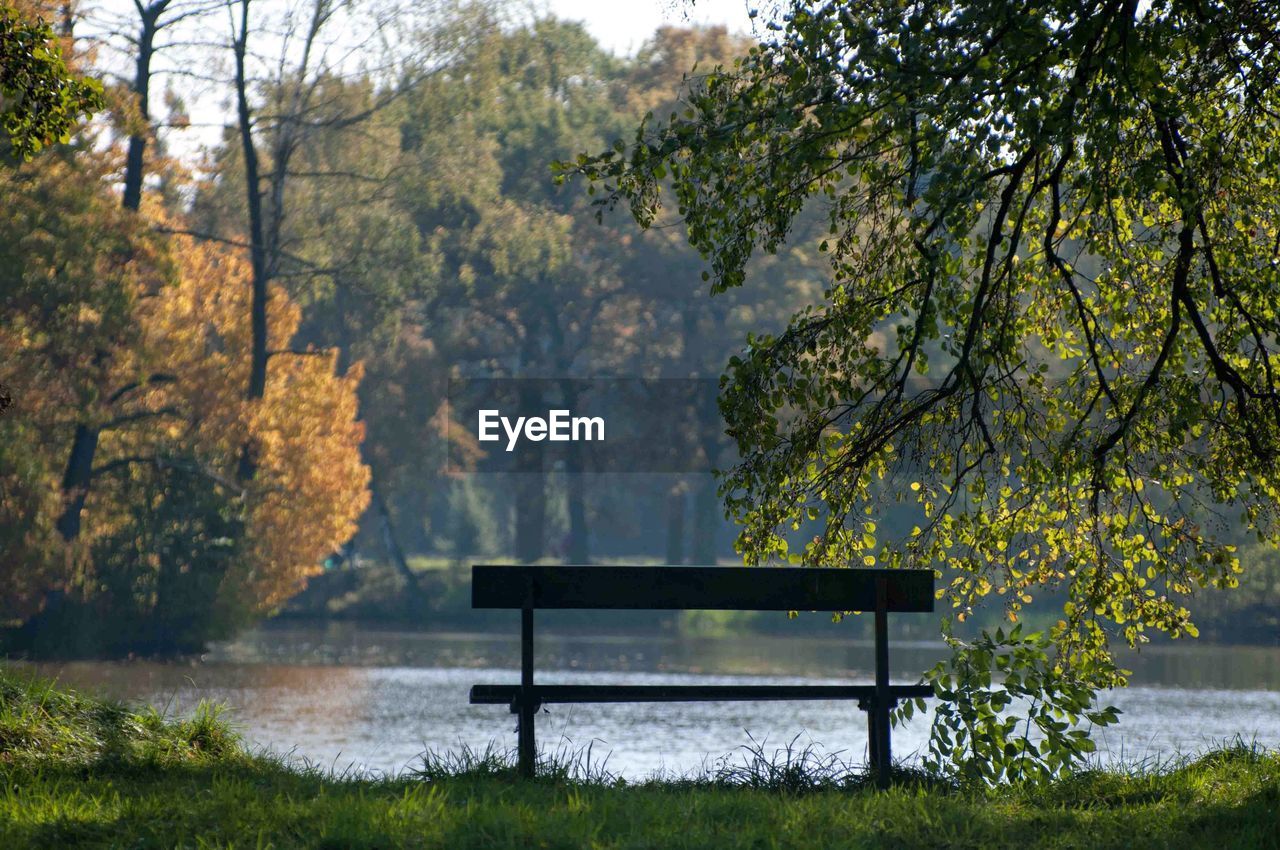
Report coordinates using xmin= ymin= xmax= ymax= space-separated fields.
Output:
xmin=16 ymin=624 xmax=1280 ymax=778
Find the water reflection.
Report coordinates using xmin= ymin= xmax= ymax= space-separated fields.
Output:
xmin=12 ymin=624 xmax=1280 ymax=779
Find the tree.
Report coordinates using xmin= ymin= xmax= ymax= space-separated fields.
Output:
xmin=0 ymin=139 xmax=159 ymax=620
xmin=219 ymin=0 xmax=409 ymax=494
xmin=55 ymin=0 xmax=219 ymax=542
xmin=396 ymin=15 xmax=638 ymax=564
xmin=105 ymin=0 xmax=220 ymax=211
xmin=394 ymin=19 xmax=825 ymax=566
xmin=570 ymin=0 xmax=1280 ymax=684
xmin=181 ymin=13 xmax=835 ymax=575
xmin=609 ymin=25 xmax=829 ymax=564
xmin=0 ymin=93 xmax=370 ymax=649
xmin=1 ymin=200 xmax=371 ymax=651
xmin=0 ymin=1 xmax=102 ymax=159
xmin=191 ymin=5 xmax=459 ymax=590
xmin=117 ymin=228 xmax=371 ymax=614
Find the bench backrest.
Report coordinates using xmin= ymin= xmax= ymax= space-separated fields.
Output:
xmin=471 ymin=565 xmax=934 ymax=612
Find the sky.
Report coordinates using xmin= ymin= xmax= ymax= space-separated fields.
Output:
xmin=545 ymin=0 xmax=760 ymax=55
xmin=85 ymin=0 xmax=769 ymax=166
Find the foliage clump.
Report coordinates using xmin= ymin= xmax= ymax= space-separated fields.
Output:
xmin=0 ymin=3 xmax=102 ymax=159
xmin=559 ymin=0 xmax=1280 ymax=779
xmin=567 ymin=0 xmax=1279 ymax=687
xmin=904 ymin=624 xmax=1121 ymax=784
xmin=0 ymin=160 xmax=369 ymax=655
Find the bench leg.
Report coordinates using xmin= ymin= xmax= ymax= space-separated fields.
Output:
xmin=872 ymin=698 xmax=891 ymax=789
xmin=873 ymin=578 xmax=891 ymax=789
xmin=861 ymin=696 xmax=892 ymax=784
xmin=867 ymin=704 xmax=880 ymax=773
xmin=516 ymin=698 xmax=536 ymax=778
xmin=518 ymin=603 xmax=535 ymax=777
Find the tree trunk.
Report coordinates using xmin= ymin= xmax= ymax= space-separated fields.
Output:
xmin=665 ymin=482 xmax=687 ymax=565
xmin=690 ymin=475 xmax=719 ymax=564
xmin=231 ymin=0 xmax=270 ymax=482
xmin=560 ymin=379 xmax=588 ymax=563
xmin=513 ymin=414 xmax=546 ymax=564
xmin=512 ymin=345 xmax=546 ymax=564
xmin=122 ymin=1 xmax=167 ymax=211
xmin=57 ymin=0 xmax=168 ymax=541
xmin=513 ymin=460 xmax=546 ymax=564
xmin=373 ymin=487 xmax=428 ymax=617
xmin=233 ymin=0 xmax=269 ymax=406
xmin=565 ymin=443 xmax=588 ymax=563
xmin=333 ymin=283 xmax=352 ymax=377
xmin=55 ymin=423 xmax=100 ymax=541
xmin=690 ymin=386 xmax=724 ymax=564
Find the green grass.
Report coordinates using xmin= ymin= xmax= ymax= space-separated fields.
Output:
xmin=1 ymin=669 xmax=1278 ymax=849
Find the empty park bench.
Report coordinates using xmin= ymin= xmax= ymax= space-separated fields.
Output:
xmin=469 ymin=564 xmax=936 ymax=787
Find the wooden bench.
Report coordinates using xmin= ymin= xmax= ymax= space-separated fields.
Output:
xmin=469 ymin=564 xmax=935 ymax=787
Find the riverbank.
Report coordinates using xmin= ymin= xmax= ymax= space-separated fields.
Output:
xmin=2 ymin=669 xmax=1278 ymax=848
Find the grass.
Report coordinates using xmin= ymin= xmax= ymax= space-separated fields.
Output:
xmin=1 ymin=668 xmax=1278 ymax=849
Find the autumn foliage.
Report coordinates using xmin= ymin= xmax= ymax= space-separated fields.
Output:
xmin=123 ymin=226 xmax=370 ymax=611
xmin=0 ymin=155 xmax=369 ymax=652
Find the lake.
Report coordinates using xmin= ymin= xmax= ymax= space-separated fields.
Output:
xmin=15 ymin=623 xmax=1280 ymax=779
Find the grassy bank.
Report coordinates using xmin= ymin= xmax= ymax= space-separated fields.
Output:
xmin=1 ymin=669 xmax=1278 ymax=849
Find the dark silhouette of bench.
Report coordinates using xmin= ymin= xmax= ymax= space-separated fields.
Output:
xmin=469 ymin=564 xmax=936 ymax=787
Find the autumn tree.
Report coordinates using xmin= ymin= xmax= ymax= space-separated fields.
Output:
xmin=184 ymin=12 xmax=825 ymax=575
xmin=2 ymin=0 xmax=163 ymax=615
xmin=289 ymin=17 xmax=823 ymax=568
xmin=55 ymin=0 xmax=220 ymax=542
xmin=2 ymin=193 xmax=370 ymax=653
xmin=106 ymin=229 xmax=370 ymax=621
xmin=1 ymin=3 xmax=370 ymax=651
xmin=190 ymin=3 xmax=467 ymax=590
xmin=0 ymin=140 xmax=160 ymax=621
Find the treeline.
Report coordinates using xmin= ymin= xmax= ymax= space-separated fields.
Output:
xmin=184 ymin=9 xmax=830 ymax=579
xmin=2 ymin=0 xmax=375 ymax=656
xmin=7 ymin=0 xmax=1272 ymax=656
xmin=0 ymin=0 xmax=828 ymax=655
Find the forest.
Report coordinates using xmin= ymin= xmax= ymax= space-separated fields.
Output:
xmin=0 ymin=0 xmax=839 ymax=655
xmin=3 ymin=0 xmax=1279 ymax=660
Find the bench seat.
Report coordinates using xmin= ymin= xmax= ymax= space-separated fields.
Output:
xmin=468 ymin=564 xmax=937 ymax=787
xmin=470 ymin=682 xmax=935 ymax=706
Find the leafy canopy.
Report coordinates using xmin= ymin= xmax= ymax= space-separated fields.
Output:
xmin=0 ymin=146 xmax=369 ymax=641
xmin=567 ymin=0 xmax=1280 ymax=677
xmin=0 ymin=3 xmax=102 ymax=159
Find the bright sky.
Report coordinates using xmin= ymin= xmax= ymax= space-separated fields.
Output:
xmin=85 ymin=0 xmax=768 ymax=165
xmin=545 ymin=0 xmax=760 ymax=55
